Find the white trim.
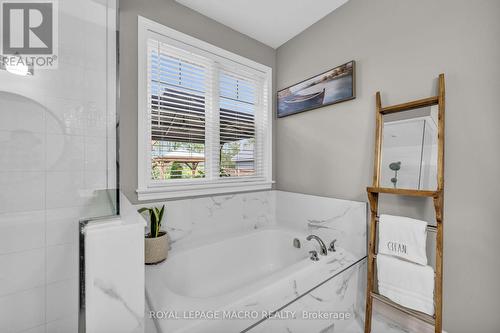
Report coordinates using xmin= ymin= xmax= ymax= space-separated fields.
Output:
xmin=137 ymin=16 xmax=273 ymax=201
xmin=137 ymin=16 xmax=271 ymax=74
xmin=137 ymin=17 xmax=148 ymax=195
xmin=137 ymin=181 xmax=274 ymax=200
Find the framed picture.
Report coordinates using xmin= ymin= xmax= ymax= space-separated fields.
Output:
xmin=277 ymin=60 xmax=355 ymax=118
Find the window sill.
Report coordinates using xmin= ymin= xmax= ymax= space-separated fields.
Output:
xmin=136 ymin=180 xmax=274 ymax=201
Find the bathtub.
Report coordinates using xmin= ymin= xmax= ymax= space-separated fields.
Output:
xmin=146 ymin=227 xmax=364 ymax=333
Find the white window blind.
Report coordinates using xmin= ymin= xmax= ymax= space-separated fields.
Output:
xmin=146 ymin=36 xmax=269 ymax=186
xmin=219 ymin=71 xmax=258 ymax=177
xmin=148 ymin=39 xmax=214 ymax=181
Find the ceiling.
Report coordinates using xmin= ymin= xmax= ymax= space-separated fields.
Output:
xmin=175 ymin=0 xmax=349 ymax=49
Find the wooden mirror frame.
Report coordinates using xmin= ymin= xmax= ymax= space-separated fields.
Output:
xmin=372 ymin=74 xmax=445 ymax=194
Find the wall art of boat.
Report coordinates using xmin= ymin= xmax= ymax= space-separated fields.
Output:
xmin=277 ymin=60 xmax=355 ymax=117
xmin=283 ymin=88 xmax=325 ymax=111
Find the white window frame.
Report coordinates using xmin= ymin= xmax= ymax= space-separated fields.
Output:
xmin=137 ymin=16 xmax=273 ymax=200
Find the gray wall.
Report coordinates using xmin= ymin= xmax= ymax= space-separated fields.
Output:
xmin=276 ymin=0 xmax=500 ymax=332
xmin=119 ymin=0 xmax=276 ymax=203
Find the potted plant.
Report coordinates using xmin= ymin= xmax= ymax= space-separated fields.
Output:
xmin=138 ymin=205 xmax=168 ymax=264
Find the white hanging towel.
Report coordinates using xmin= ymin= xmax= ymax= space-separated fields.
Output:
xmin=377 ymin=253 xmax=435 ymax=316
xmin=378 ymin=214 xmax=428 ymax=265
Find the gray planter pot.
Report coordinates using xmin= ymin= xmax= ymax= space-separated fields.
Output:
xmin=145 ymin=231 xmax=168 ymax=265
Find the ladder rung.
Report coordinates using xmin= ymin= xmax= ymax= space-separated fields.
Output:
xmin=367 ymin=186 xmax=439 ymax=198
xmin=379 ymin=96 xmax=439 ymax=114
xmin=371 ymin=292 xmax=436 ymax=325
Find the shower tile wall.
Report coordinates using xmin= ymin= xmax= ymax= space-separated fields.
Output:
xmin=0 ymin=1 xmax=116 ymax=332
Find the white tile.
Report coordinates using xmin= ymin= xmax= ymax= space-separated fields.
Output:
xmin=46 ymin=207 xmax=82 ymax=246
xmin=46 ymin=279 xmax=78 ymax=322
xmin=0 ymin=287 xmax=45 ymax=333
xmin=162 ymin=199 xmax=193 ymax=246
xmin=0 ymin=171 xmax=45 ymax=214
xmin=242 ymin=191 xmax=274 ymax=229
xmin=0 ymin=248 xmax=45 ymax=296
xmin=46 ymin=134 xmax=85 ymax=171
xmin=0 ymin=211 xmax=45 ymax=254
xmin=0 ymin=92 xmax=45 ymax=133
xmin=275 ymin=191 xmax=367 ymax=259
xmin=84 ymin=136 xmax=107 ymax=172
xmin=57 ymin=6 xmax=85 ymax=68
xmin=44 ymin=97 xmax=86 ymax=135
xmin=45 ymin=171 xmax=86 ymax=208
xmin=38 ymin=63 xmax=86 ymax=102
xmin=83 ymin=101 xmax=107 ymax=138
xmin=20 ymin=324 xmax=46 ymax=333
xmin=46 ymin=244 xmax=78 ymax=283
xmin=84 ymin=171 xmax=107 ymax=191
xmin=45 ymin=315 xmax=78 ymax=333
xmin=0 ymin=73 xmax=44 ymax=104
xmin=0 ymin=130 xmax=45 ymax=172
xmin=85 ymin=222 xmax=145 ymax=333
xmin=46 ymin=218 xmax=79 ymax=247
xmin=83 ymin=19 xmax=108 ymax=71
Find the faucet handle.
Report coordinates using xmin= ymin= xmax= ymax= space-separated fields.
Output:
xmin=328 ymin=239 xmax=337 ymax=252
xmin=309 ymin=250 xmax=319 ymax=261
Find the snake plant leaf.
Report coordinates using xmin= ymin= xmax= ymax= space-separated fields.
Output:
xmin=158 ymin=205 xmax=165 ymax=228
xmin=137 ymin=207 xmax=150 ymax=214
xmin=137 ymin=205 xmax=166 ymax=238
xmin=153 ymin=207 xmax=160 ymax=223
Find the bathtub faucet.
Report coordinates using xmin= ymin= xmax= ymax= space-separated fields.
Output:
xmin=306 ymin=235 xmax=328 ymax=256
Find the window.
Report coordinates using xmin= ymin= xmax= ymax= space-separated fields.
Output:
xmin=137 ymin=17 xmax=272 ymax=200
xmin=219 ymin=72 xmax=259 ymax=178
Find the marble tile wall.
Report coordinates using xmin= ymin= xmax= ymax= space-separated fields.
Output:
xmin=275 ymin=191 xmax=368 ymax=261
xmin=139 ymin=190 xmax=276 ymax=252
xmin=145 ymin=190 xmax=366 ymax=261
xmin=0 ymin=1 xmax=116 ymax=332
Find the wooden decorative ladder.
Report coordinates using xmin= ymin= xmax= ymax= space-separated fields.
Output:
xmin=364 ymin=74 xmax=445 ymax=333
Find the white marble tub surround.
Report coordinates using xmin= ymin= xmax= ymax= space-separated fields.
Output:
xmin=246 ymin=259 xmax=362 ymax=333
xmin=143 ymin=190 xmax=367 ymax=333
xmin=83 ymin=192 xmax=145 ymax=333
xmin=275 ymin=191 xmax=367 ymax=259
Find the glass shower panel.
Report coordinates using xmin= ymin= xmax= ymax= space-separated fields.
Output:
xmin=0 ymin=1 xmax=117 ymax=332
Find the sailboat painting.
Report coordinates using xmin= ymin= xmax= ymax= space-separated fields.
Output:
xmin=277 ymin=61 xmax=355 ymax=117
